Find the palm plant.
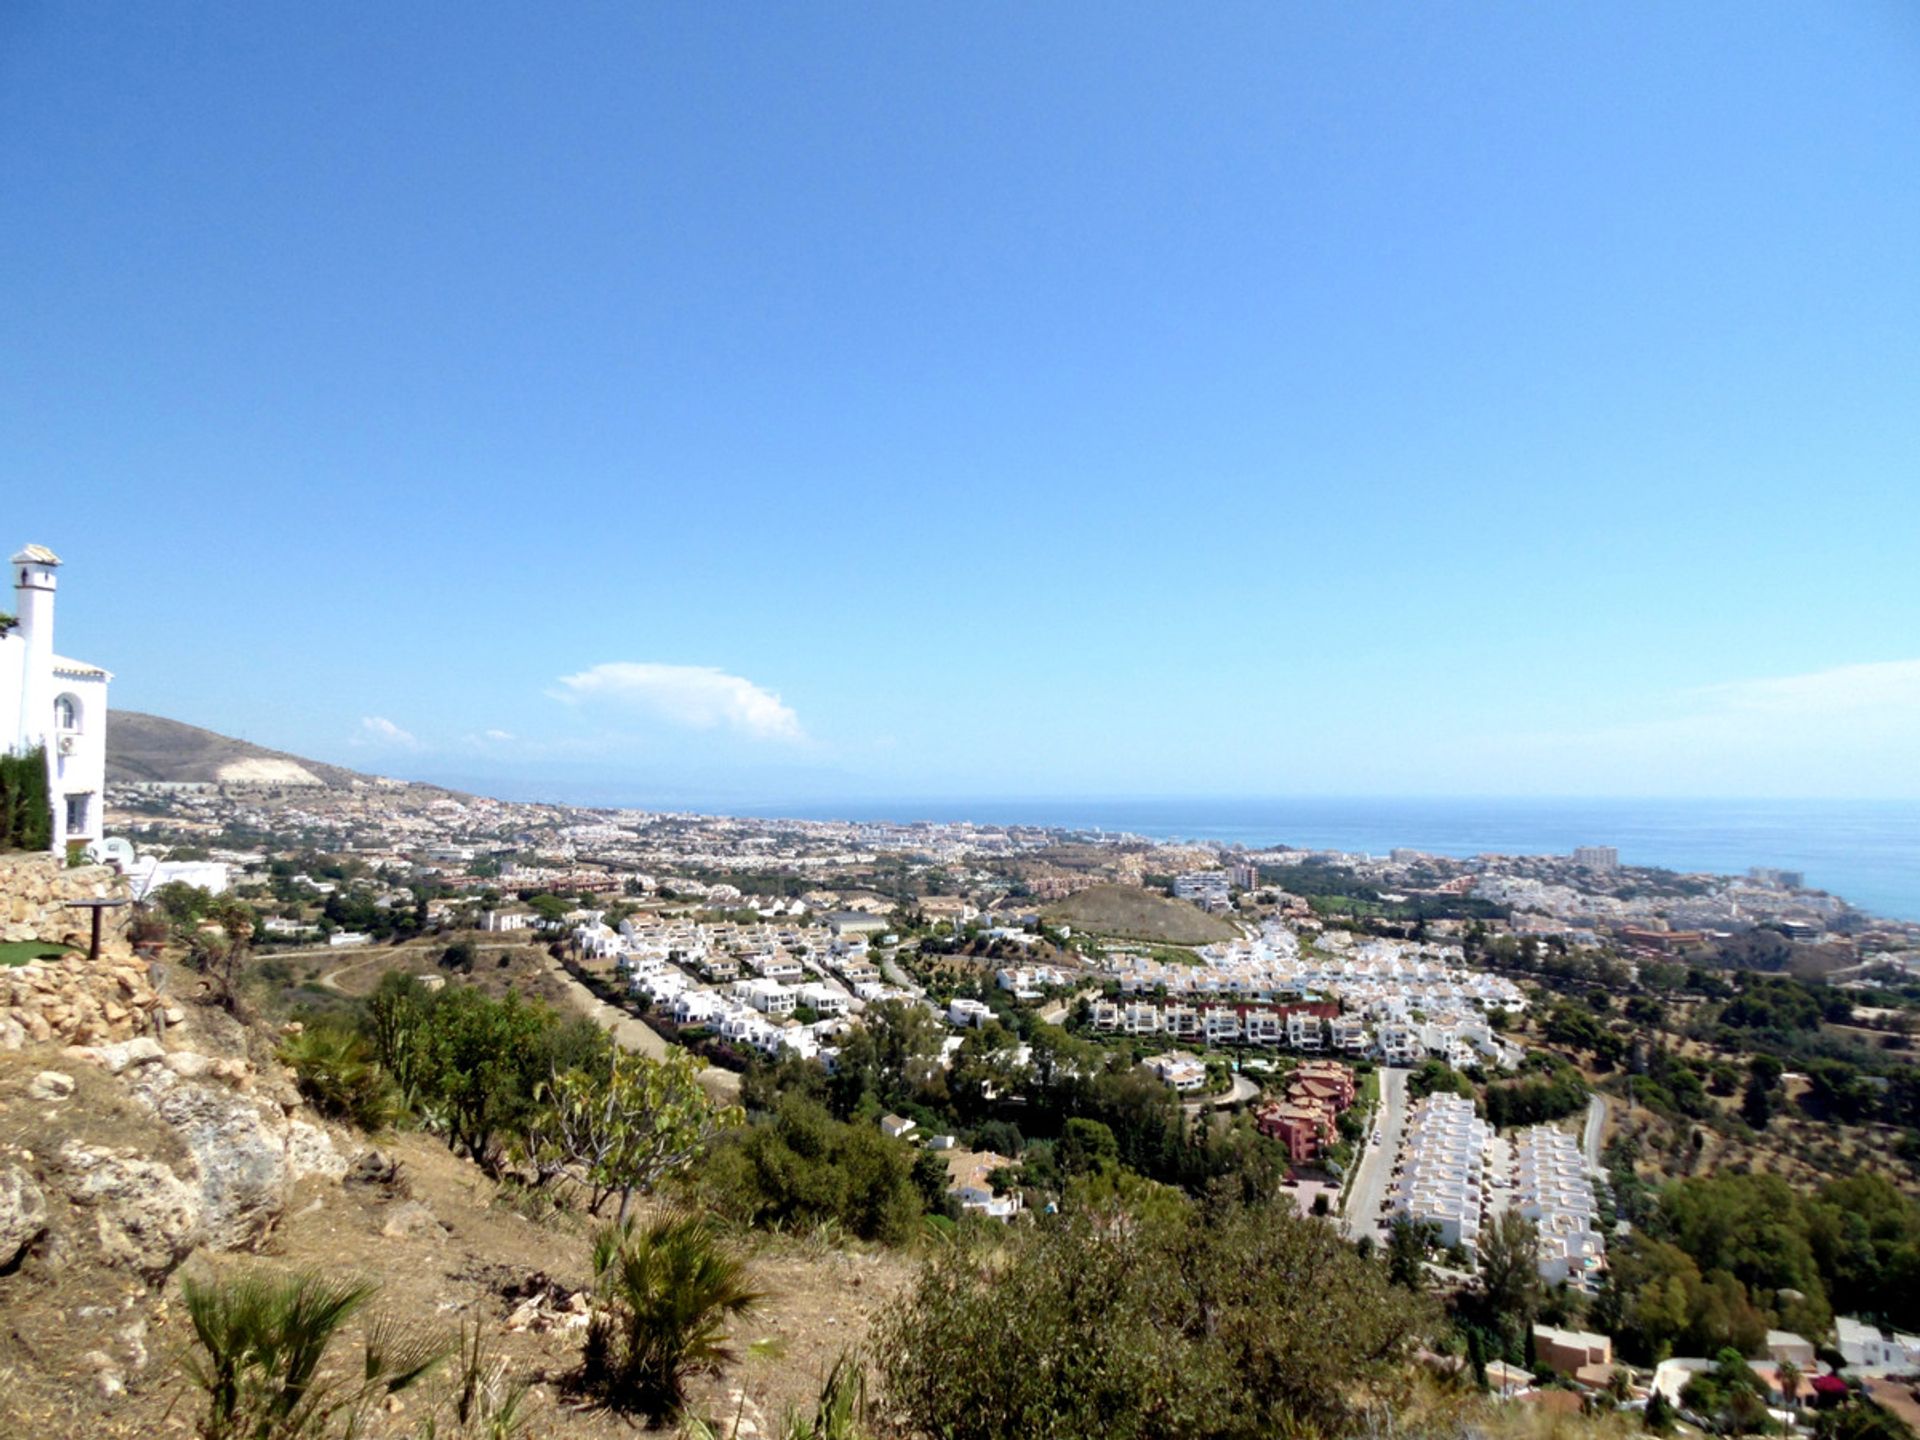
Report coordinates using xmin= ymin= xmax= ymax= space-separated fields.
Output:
xmin=585 ymin=1213 xmax=765 ymax=1420
xmin=417 ymin=1322 xmax=529 ymax=1440
xmin=179 ymin=1267 xmax=447 ymax=1439
xmin=278 ymin=1024 xmax=403 ymax=1132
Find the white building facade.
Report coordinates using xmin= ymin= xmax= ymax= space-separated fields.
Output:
xmin=1 ymin=545 xmax=110 ymax=855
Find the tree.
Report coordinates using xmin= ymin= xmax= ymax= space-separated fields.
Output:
xmin=366 ymin=972 xmax=434 ymax=1109
xmin=1777 ymin=1360 xmax=1804 ymax=1414
xmin=520 ymin=1048 xmax=743 ymax=1221
xmin=189 ymin=894 xmax=259 ymax=1016
xmin=525 ymin=893 xmax=571 ymax=925
xmin=1059 ymin=1118 xmax=1121 ymax=1176
xmin=0 ymin=745 xmax=52 ymax=852
xmin=1387 ymin=1216 xmax=1440 ymax=1291
xmin=1681 ymin=1348 xmax=1772 ymax=1435
xmin=699 ymin=1096 xmax=926 ymax=1243
xmin=1473 ymin=1211 xmax=1541 ymax=1357
xmin=1646 ymin=1387 xmax=1677 ymax=1433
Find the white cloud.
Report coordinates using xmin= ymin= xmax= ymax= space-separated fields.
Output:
xmin=481 ymin=728 xmax=515 ymax=742
xmin=1686 ymin=658 xmax=1920 ymax=719
xmin=357 ymin=715 xmax=420 ymax=749
xmin=553 ymin=662 xmax=804 ymax=742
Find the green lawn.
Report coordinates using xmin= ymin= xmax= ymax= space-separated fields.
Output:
xmin=0 ymin=940 xmax=77 ymax=966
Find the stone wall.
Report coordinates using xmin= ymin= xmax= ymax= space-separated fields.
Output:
xmin=0 ymin=852 xmax=134 ymax=952
xmin=1 ymin=953 xmax=167 ymax=1050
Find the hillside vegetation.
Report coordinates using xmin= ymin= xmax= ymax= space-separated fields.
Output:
xmin=1042 ymin=883 xmax=1236 ymax=945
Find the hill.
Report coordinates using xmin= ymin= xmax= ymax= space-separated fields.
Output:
xmin=106 ymin=711 xmax=367 ymax=787
xmin=1041 ymin=882 xmax=1238 ymax=945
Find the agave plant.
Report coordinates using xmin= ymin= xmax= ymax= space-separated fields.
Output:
xmin=179 ymin=1267 xmax=447 ymax=1439
xmin=585 ymin=1213 xmax=766 ymax=1420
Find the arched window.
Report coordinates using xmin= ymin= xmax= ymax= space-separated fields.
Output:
xmin=54 ymin=695 xmax=80 ymax=732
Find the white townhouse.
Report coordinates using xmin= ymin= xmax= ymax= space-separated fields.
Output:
xmin=1 ymin=545 xmax=110 ymax=854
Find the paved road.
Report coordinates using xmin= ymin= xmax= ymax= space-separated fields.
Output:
xmin=1187 ymin=1073 xmax=1261 ymax=1112
xmin=1342 ymin=1066 xmax=1408 ymax=1244
xmin=1583 ymin=1093 xmax=1608 ymax=1172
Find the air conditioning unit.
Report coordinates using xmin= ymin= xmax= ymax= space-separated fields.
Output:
xmin=57 ymin=735 xmax=78 ymax=756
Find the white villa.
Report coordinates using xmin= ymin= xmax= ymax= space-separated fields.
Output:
xmin=1 ymin=545 xmax=110 ymax=854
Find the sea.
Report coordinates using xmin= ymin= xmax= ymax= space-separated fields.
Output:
xmin=712 ymin=796 xmax=1920 ymax=924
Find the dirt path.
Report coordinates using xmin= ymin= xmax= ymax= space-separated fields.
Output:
xmin=315 ymin=948 xmax=409 ymax=996
xmin=543 ymin=959 xmax=740 ymax=1099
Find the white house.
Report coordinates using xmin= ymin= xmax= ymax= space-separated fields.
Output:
xmin=947 ymin=997 xmax=995 ymax=1029
xmin=1837 ymin=1317 xmax=1920 ymax=1370
xmin=1 ymin=545 xmax=110 ymax=854
xmin=1147 ymin=1050 xmax=1208 ymax=1092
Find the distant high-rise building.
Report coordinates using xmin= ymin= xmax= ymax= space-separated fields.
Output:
xmin=1748 ymin=867 xmax=1805 ymax=890
xmin=1172 ymin=871 xmax=1232 ymax=906
xmin=1571 ymin=846 xmax=1618 ymax=872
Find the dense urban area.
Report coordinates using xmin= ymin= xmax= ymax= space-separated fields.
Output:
xmin=9 ymin=731 xmax=1920 ymax=1440
xmin=74 ymin=766 xmax=1920 ymax=1430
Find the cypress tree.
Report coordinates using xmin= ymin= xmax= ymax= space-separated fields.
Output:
xmin=0 ymin=746 xmax=53 ymax=852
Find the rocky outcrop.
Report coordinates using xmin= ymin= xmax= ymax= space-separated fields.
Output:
xmin=0 ymin=965 xmax=352 ymax=1296
xmin=0 ymin=1162 xmax=48 ymax=1268
xmin=54 ymin=1141 xmax=203 ymax=1276
xmin=0 ymin=852 xmax=134 ymax=950
xmin=63 ymin=1037 xmax=344 ymax=1254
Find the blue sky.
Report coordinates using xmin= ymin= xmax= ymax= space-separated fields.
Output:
xmin=5 ymin=3 xmax=1918 ymax=804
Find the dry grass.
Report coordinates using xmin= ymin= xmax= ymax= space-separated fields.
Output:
xmin=1042 ymin=884 xmax=1236 ymax=946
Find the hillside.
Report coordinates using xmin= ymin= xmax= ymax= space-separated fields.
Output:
xmin=106 ymin=711 xmax=369 ymax=788
xmin=1042 ymin=882 xmax=1238 ymax=945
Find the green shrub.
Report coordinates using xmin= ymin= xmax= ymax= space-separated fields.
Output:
xmin=873 ymin=1199 xmax=1432 ymax=1440
xmin=279 ymin=1023 xmax=403 ymax=1132
xmin=584 ymin=1213 xmax=764 ymax=1420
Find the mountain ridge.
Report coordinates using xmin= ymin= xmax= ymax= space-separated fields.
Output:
xmin=106 ymin=711 xmax=380 ymax=788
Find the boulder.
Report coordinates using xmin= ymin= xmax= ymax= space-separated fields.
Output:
xmin=380 ymin=1200 xmax=447 ymax=1241
xmin=286 ymin=1120 xmax=345 ymax=1181
xmin=345 ymin=1148 xmax=401 ymax=1188
xmin=25 ymin=1070 xmax=75 ymax=1101
xmin=0 ymin=1163 xmax=49 ymax=1268
xmin=164 ymin=1051 xmax=213 ymax=1079
xmin=87 ymin=1038 xmax=166 ymax=1075
xmin=56 ymin=1142 xmax=202 ymax=1276
xmin=132 ymin=1073 xmax=294 ymax=1250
